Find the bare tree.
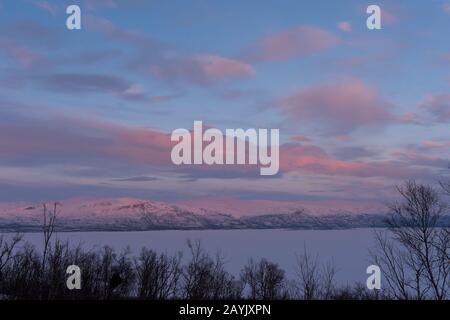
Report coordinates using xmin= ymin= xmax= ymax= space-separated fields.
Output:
xmin=93 ymin=246 xmax=135 ymax=299
xmin=135 ymin=248 xmax=182 ymax=299
xmin=321 ymin=259 xmax=338 ymax=299
xmin=0 ymin=233 xmax=23 ymax=294
xmin=372 ymin=232 xmax=412 ymax=299
xmin=3 ymin=243 xmax=42 ymax=299
xmin=241 ymin=258 xmax=287 ymax=299
xmin=39 ymin=202 xmax=60 ymax=299
xmin=372 ymin=181 xmax=450 ymax=300
xmin=42 ymin=202 xmax=59 ymax=271
xmin=181 ymin=240 xmax=242 ymax=299
xmin=0 ymin=234 xmax=22 ymax=275
xmin=439 ymin=180 xmax=450 ymax=263
xmin=332 ymin=282 xmax=387 ymax=300
xmin=296 ymin=248 xmax=337 ymax=300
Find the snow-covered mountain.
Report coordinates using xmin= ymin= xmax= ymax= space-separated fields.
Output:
xmin=0 ymin=197 xmax=419 ymax=232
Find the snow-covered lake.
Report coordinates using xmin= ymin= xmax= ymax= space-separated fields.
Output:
xmin=4 ymin=228 xmax=383 ymax=285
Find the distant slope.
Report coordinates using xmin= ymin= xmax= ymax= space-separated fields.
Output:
xmin=0 ymin=198 xmax=447 ymax=232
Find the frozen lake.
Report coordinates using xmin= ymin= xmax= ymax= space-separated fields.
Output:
xmin=4 ymin=228 xmax=382 ymax=285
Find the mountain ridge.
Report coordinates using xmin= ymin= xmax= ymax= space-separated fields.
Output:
xmin=0 ymin=197 xmax=447 ymax=232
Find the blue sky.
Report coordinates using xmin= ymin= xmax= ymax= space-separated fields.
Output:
xmin=0 ymin=0 xmax=449 ymax=213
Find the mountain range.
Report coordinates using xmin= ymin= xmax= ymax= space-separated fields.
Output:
xmin=0 ymin=197 xmax=446 ymax=232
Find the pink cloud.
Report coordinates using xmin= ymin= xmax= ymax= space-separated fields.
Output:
xmin=337 ymin=21 xmax=352 ymax=32
xmin=419 ymin=94 xmax=450 ymax=122
xmin=150 ymin=54 xmax=255 ymax=84
xmin=110 ymin=131 xmax=171 ymax=166
xmin=72 ymin=118 xmax=173 ymax=166
xmin=0 ymin=109 xmax=433 ymax=181
xmin=335 ymin=135 xmax=352 ymax=142
xmin=196 ymin=55 xmax=255 ymax=78
xmin=280 ymin=143 xmax=427 ymax=179
xmin=250 ymin=26 xmax=339 ymax=62
xmin=40 ymin=73 xmax=148 ymax=100
xmin=85 ymin=14 xmax=156 ymax=48
xmin=0 ymin=113 xmax=260 ymax=178
xmin=393 ymin=149 xmax=448 ymax=168
xmin=443 ymin=3 xmax=450 ymax=14
xmin=421 ymin=140 xmax=450 ymax=149
xmin=0 ymin=114 xmax=172 ymax=167
xmin=278 ymin=78 xmax=392 ymax=134
xmin=86 ymin=15 xmax=254 ymax=85
xmin=33 ymin=1 xmax=57 ymax=15
xmin=290 ymin=135 xmax=313 ymax=143
xmin=280 ymin=144 xmax=353 ymax=175
xmin=382 ymin=8 xmax=399 ymax=25
xmin=397 ymin=112 xmax=422 ymax=124
xmin=0 ymin=41 xmax=43 ymax=67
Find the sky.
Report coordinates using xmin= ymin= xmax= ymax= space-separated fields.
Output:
xmin=0 ymin=0 xmax=449 ymax=213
